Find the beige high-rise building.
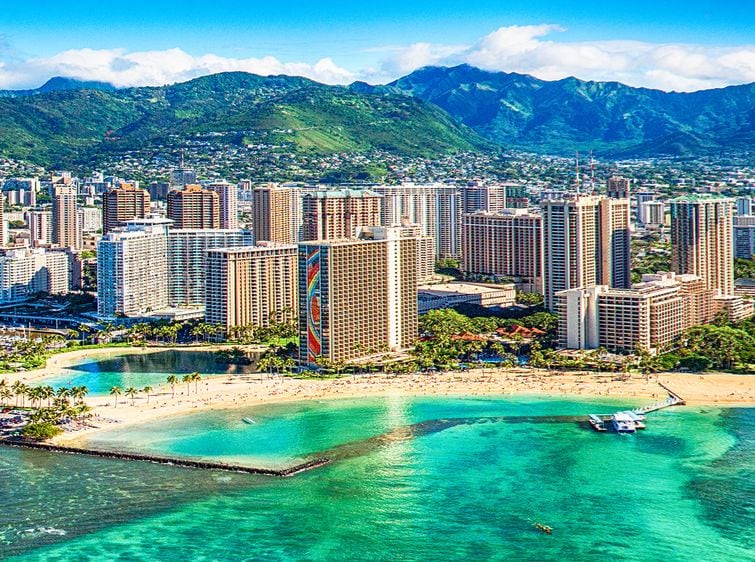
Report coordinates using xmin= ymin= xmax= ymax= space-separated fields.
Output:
xmin=27 ymin=210 xmax=53 ymax=247
xmin=207 ymin=181 xmax=238 ymax=229
xmin=301 ymin=189 xmax=382 ymax=241
xmin=52 ymin=185 xmax=81 ymax=250
xmin=541 ymin=194 xmax=630 ymax=310
xmin=0 ymin=248 xmax=70 ymax=304
xmin=298 ymin=226 xmax=418 ymax=367
xmin=393 ymin=221 xmax=434 ymax=283
xmin=374 ymin=183 xmax=462 ymax=259
xmin=462 ymin=209 xmax=543 ymax=293
xmin=102 ymin=183 xmax=151 ymax=234
xmin=556 ymin=272 xmax=711 ymax=354
xmin=670 ymin=195 xmax=734 ymax=296
xmin=205 ymin=243 xmax=298 ymax=331
xmin=253 ymin=185 xmax=293 ymax=244
xmin=167 ymin=184 xmax=220 ymax=229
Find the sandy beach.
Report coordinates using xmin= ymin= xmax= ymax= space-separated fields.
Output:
xmin=51 ymin=362 xmax=755 ymax=446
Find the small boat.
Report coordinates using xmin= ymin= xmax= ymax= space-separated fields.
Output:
xmin=534 ymin=522 xmax=553 ymax=535
xmin=242 ymin=417 xmax=256 ymax=424
xmin=611 ymin=412 xmax=636 ymax=433
xmin=588 ymin=414 xmax=607 ymax=432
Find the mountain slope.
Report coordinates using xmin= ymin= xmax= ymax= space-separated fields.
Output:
xmin=0 ymin=77 xmax=116 ymax=98
xmin=370 ymin=64 xmax=755 ymax=156
xmin=0 ymin=72 xmax=488 ymax=166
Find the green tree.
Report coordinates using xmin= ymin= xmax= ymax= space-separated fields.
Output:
xmin=109 ymin=386 xmax=123 ymax=407
xmin=167 ymin=375 xmax=179 ymax=398
xmin=142 ymin=386 xmax=153 ymax=403
xmin=125 ymin=387 xmax=138 ymax=406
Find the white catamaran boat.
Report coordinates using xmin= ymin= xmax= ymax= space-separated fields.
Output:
xmin=611 ymin=412 xmax=636 ymax=433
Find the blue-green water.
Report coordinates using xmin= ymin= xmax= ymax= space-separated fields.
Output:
xmin=39 ymin=350 xmax=257 ymax=395
xmin=0 ymin=396 xmax=752 ymax=561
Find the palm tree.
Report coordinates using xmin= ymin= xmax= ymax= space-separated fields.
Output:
xmin=167 ymin=375 xmax=179 ymax=398
xmin=109 ymin=386 xmax=123 ymax=408
xmin=0 ymin=387 xmax=12 ymax=406
xmin=125 ymin=387 xmax=138 ymax=406
xmin=11 ymin=381 xmax=27 ymax=407
xmin=190 ymin=372 xmax=202 ymax=393
xmin=142 ymin=386 xmax=153 ymax=403
xmin=56 ymin=387 xmax=70 ymax=405
xmin=182 ymin=374 xmax=192 ymax=395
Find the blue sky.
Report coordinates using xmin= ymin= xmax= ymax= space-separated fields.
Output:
xmin=1 ymin=1 xmax=754 ymax=91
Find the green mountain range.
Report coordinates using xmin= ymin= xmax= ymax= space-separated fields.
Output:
xmin=1 ymin=66 xmax=753 ymax=166
xmin=367 ymin=65 xmax=755 ymax=157
xmin=0 ymin=72 xmax=487 ymax=166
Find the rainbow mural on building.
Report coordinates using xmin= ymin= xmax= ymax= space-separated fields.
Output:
xmin=306 ymin=248 xmax=322 ymax=362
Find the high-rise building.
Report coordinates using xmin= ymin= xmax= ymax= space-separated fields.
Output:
xmin=78 ymin=207 xmax=103 ymax=233
xmin=27 ymin=210 xmax=53 ymax=247
xmin=52 ymin=185 xmax=81 ymax=250
xmin=205 ymin=243 xmax=298 ymax=331
xmin=0 ymin=248 xmax=69 ymax=304
xmin=374 ymin=183 xmax=462 ymax=259
xmin=167 ymin=185 xmax=220 ymax=229
xmin=169 ymin=162 xmax=197 ymax=188
xmin=301 ymin=189 xmax=382 ymax=241
xmin=97 ymin=224 xmax=168 ymax=317
xmin=670 ymin=195 xmax=734 ymax=295
xmin=541 ymin=195 xmax=630 ymax=310
xmin=102 ymin=183 xmax=151 ymax=233
xmin=607 ymin=176 xmax=631 ymax=199
xmin=298 ymin=226 xmax=418 ymax=367
xmin=462 ymin=209 xmax=543 ymax=293
xmin=638 ymin=201 xmax=665 ymax=228
xmin=734 ymin=215 xmax=755 ymax=259
xmin=393 ymin=221 xmax=435 ymax=283
xmin=736 ymin=197 xmax=754 ymax=216
xmin=252 ymin=185 xmax=293 ymax=244
xmin=555 ymin=272 xmax=709 ymax=354
xmin=207 ymin=181 xmax=238 ymax=229
xmin=167 ymin=229 xmax=253 ymax=307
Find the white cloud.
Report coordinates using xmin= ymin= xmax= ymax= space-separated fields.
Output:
xmin=1 ymin=26 xmax=754 ymax=92
xmin=381 ymin=25 xmax=755 ymax=91
xmin=0 ymin=47 xmax=355 ymax=89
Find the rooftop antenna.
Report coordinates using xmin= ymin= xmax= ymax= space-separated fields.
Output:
xmin=575 ymin=150 xmax=580 ymax=195
xmin=590 ymin=150 xmax=595 ymax=195
xmin=180 ymin=149 xmax=185 ymax=168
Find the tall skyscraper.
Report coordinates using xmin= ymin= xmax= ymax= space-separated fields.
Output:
xmin=252 ymin=185 xmax=293 ymax=243
xmin=736 ymin=197 xmax=754 ymax=216
xmin=298 ymin=226 xmax=418 ymax=367
xmin=167 ymin=229 xmax=253 ymax=307
xmin=97 ymin=224 xmax=168 ymax=317
xmin=103 ymin=183 xmax=151 ymax=233
xmin=0 ymin=248 xmax=69 ymax=304
xmin=541 ymin=194 xmax=631 ymax=310
xmin=734 ymin=215 xmax=755 ymax=259
xmin=374 ymin=183 xmax=462 ymax=259
xmin=27 ymin=210 xmax=53 ymax=247
xmin=167 ymin=185 xmax=220 ymax=229
xmin=301 ymin=189 xmax=382 ymax=241
xmin=670 ymin=195 xmax=734 ymax=295
xmin=207 ymin=181 xmax=238 ymax=229
xmin=462 ymin=209 xmax=543 ymax=293
xmin=52 ymin=185 xmax=81 ymax=250
xmin=205 ymin=243 xmax=298 ymax=331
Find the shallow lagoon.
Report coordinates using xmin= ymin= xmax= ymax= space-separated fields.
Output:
xmin=1 ymin=395 xmax=752 ymax=560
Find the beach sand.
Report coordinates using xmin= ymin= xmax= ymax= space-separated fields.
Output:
xmin=49 ymin=360 xmax=755 ymax=446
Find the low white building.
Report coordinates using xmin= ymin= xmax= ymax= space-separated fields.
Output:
xmin=418 ymin=282 xmax=516 ymax=314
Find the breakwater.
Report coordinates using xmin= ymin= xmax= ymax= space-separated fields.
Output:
xmin=0 ymin=438 xmax=330 ymax=476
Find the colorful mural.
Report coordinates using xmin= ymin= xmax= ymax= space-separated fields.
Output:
xmin=306 ymin=248 xmax=322 ymax=362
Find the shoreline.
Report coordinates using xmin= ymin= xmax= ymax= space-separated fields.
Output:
xmin=2 ymin=343 xmax=265 ymax=385
xmin=50 ymin=367 xmax=755 ymax=447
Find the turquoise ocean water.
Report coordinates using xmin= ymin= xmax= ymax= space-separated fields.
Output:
xmin=38 ymin=350 xmax=257 ymax=395
xmin=0 ymin=394 xmax=752 ymax=561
